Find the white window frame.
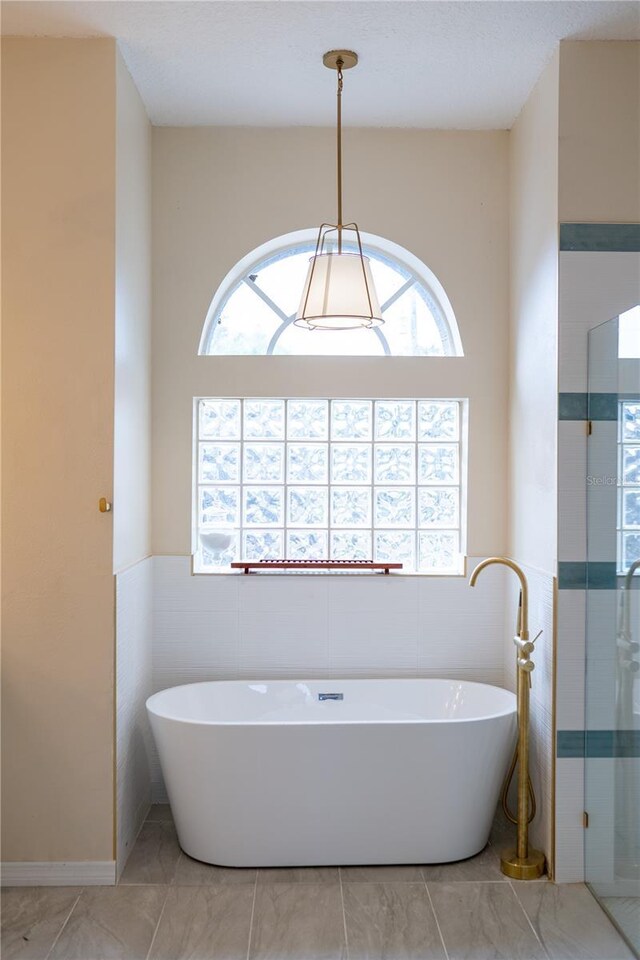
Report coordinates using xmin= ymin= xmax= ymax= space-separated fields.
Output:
xmin=199 ymin=229 xmax=463 ymax=358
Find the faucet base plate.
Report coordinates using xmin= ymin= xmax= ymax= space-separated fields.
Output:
xmin=500 ymin=848 xmax=546 ymax=880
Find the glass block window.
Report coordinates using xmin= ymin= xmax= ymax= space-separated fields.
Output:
xmin=619 ymin=400 xmax=640 ymax=574
xmin=199 ymin=231 xmax=462 ymax=358
xmin=194 ymin=398 xmax=466 ymax=575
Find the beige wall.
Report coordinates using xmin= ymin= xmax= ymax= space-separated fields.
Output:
xmin=508 ymin=51 xmax=559 ymax=573
xmin=1 ymin=38 xmax=116 ymax=862
xmin=152 ymin=128 xmax=510 ymax=558
xmin=114 ymin=53 xmax=152 ymax=573
xmin=559 ymin=41 xmax=640 ymax=223
xmin=506 ymin=52 xmax=560 ymax=872
xmin=114 ymin=51 xmax=153 ymax=875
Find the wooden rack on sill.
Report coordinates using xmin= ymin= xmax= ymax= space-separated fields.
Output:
xmin=230 ymin=559 xmax=403 ymax=575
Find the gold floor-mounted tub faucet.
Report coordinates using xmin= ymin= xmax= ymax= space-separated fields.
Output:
xmin=470 ymin=557 xmax=546 ymax=880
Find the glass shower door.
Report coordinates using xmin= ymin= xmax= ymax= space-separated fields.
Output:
xmin=585 ymin=306 xmax=640 ymax=955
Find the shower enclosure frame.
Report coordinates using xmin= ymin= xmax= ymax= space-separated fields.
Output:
xmin=584 ymin=310 xmax=639 ymax=957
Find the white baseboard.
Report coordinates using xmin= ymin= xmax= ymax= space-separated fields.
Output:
xmin=1 ymin=860 xmax=116 ymax=886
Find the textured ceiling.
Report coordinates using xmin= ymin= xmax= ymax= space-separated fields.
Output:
xmin=2 ymin=0 xmax=639 ymax=128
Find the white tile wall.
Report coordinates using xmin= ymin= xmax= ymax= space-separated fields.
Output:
xmin=583 ymin=754 xmax=640 ymax=896
xmin=418 ymin=570 xmax=505 ymax=682
xmin=556 ymin=656 xmax=586 ymax=732
xmin=584 ymin=757 xmax=617 ymax=888
xmin=116 ymin=557 xmax=153 ymax=877
xmin=239 ymin=609 xmax=330 ymax=678
xmin=557 ymin=589 xmax=586 ymax=653
xmin=558 ymin=251 xmax=640 ymax=393
xmin=588 ymin=320 xmax=622 ymax=395
xmin=154 ymin=610 xmax=240 ymax=685
xmin=155 ymin=556 xmax=240 ymax=611
xmin=556 ymin=589 xmax=586 ymax=731
xmin=559 ymin=322 xmax=596 ymax=395
xmin=150 ymin=556 xmax=508 ymax=801
xmin=329 ymin=608 xmax=419 ymax=677
xmin=585 ymin=657 xmax=618 ymax=730
xmin=555 ymin=757 xmax=585 ymax=882
xmin=558 ymin=420 xmax=587 ymax=562
xmin=587 ymin=421 xmax=619 ymax=564
xmin=609 ymin=757 xmax=640 ymax=895
xmin=586 ymin=590 xmax=619 ymax=653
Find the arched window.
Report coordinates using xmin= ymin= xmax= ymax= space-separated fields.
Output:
xmin=199 ymin=230 xmax=463 ymax=357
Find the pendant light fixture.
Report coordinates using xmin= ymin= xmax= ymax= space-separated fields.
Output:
xmin=295 ymin=50 xmax=383 ymax=331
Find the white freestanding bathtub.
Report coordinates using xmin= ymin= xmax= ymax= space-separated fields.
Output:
xmin=147 ymin=678 xmax=516 ymax=867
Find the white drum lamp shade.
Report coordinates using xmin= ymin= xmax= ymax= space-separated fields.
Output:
xmin=295 ymin=252 xmax=383 ymax=330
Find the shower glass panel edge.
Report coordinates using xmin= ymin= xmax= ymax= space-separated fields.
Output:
xmin=585 ymin=309 xmax=640 ymax=957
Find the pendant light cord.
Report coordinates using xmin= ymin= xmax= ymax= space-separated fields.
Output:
xmin=336 ymin=58 xmax=344 ymax=253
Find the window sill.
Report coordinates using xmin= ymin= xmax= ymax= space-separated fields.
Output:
xmin=190 ymin=557 xmax=468 ymax=579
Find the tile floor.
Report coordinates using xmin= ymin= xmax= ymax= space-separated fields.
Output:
xmin=601 ymin=899 xmax=640 ymax=957
xmin=2 ymin=805 xmax=636 ymax=960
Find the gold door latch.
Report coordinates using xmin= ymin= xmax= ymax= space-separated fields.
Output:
xmin=99 ymin=497 xmax=112 ymax=513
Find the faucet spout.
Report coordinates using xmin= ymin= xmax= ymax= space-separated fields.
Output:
xmin=470 ymin=556 xmax=529 ymax=640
